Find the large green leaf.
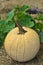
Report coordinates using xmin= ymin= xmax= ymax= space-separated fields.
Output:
xmin=0 ymin=8 xmax=16 ymax=48
xmin=0 ymin=20 xmax=15 ymax=48
xmin=0 ymin=20 xmax=15 ymax=33
xmin=17 ymin=13 xmax=35 ymax=27
xmin=4 ymin=9 xmax=16 ymax=33
xmin=3 ymin=21 xmax=15 ymax=33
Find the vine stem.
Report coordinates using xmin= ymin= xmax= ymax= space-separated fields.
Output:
xmin=14 ymin=16 xmax=27 ymax=34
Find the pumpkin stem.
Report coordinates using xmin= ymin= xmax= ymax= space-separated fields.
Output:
xmin=14 ymin=16 xmax=27 ymax=34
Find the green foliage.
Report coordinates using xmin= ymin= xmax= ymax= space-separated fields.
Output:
xmin=17 ymin=13 xmax=35 ymax=27
xmin=6 ymin=9 xmax=15 ymax=22
xmin=32 ymin=22 xmax=43 ymax=43
xmin=35 ymin=22 xmax=43 ymax=31
xmin=0 ymin=9 xmax=15 ymax=48
xmin=0 ymin=5 xmax=43 ymax=48
xmin=0 ymin=20 xmax=15 ymax=48
xmin=0 ymin=32 xmax=6 ymax=48
xmin=36 ymin=14 xmax=43 ymax=20
xmin=20 ymin=5 xmax=30 ymax=12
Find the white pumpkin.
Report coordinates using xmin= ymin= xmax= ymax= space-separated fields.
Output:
xmin=4 ymin=27 xmax=40 ymax=62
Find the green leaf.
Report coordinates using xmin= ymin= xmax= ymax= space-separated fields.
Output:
xmin=0 ymin=20 xmax=15 ymax=33
xmin=0 ymin=20 xmax=15 ymax=48
xmin=0 ymin=32 xmax=7 ymax=48
xmin=36 ymin=14 xmax=43 ymax=20
xmin=35 ymin=22 xmax=43 ymax=31
xmin=0 ymin=33 xmax=4 ymax=48
xmin=3 ymin=21 xmax=15 ymax=33
xmin=0 ymin=8 xmax=16 ymax=48
xmin=20 ymin=5 xmax=30 ymax=12
xmin=0 ymin=20 xmax=6 ymax=32
xmin=17 ymin=13 xmax=35 ymax=27
xmin=14 ymin=5 xmax=30 ymax=14
xmin=5 ymin=9 xmax=15 ymax=33
xmin=6 ymin=9 xmax=15 ymax=23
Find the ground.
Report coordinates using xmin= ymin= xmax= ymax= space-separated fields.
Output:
xmin=0 ymin=0 xmax=43 ymax=65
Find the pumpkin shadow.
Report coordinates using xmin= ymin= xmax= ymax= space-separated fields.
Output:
xmin=11 ymin=56 xmax=39 ymax=65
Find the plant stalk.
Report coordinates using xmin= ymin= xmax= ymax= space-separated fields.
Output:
xmin=14 ymin=16 xmax=27 ymax=34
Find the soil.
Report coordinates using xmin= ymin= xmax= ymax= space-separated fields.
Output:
xmin=0 ymin=0 xmax=43 ymax=65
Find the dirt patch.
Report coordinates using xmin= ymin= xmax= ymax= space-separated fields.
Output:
xmin=0 ymin=0 xmax=43 ymax=13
